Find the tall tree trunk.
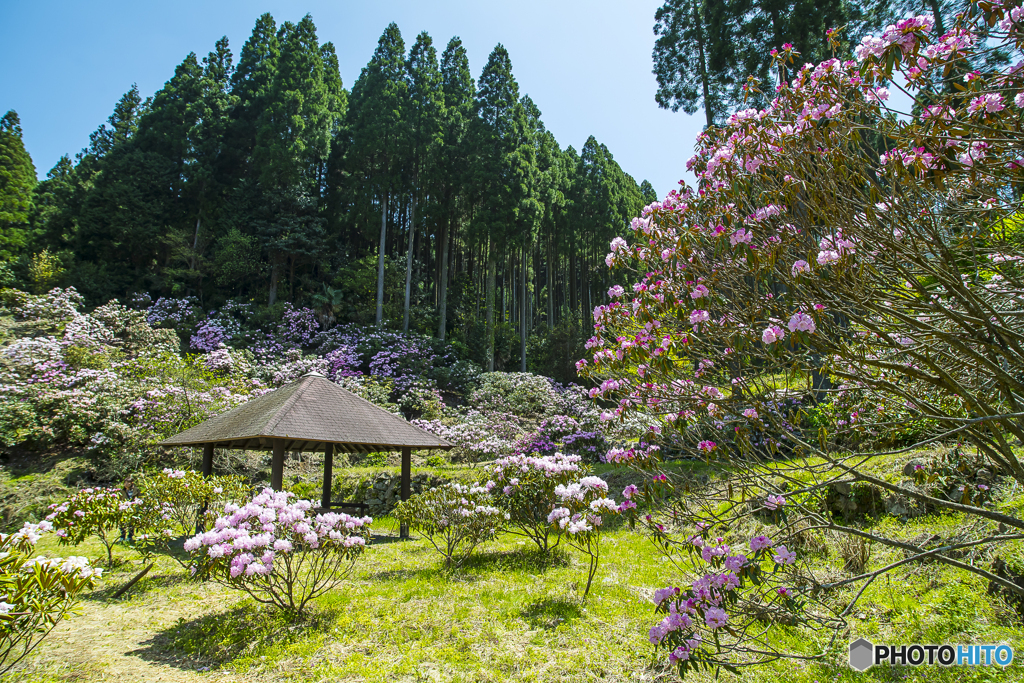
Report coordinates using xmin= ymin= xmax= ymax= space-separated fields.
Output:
xmin=376 ymin=193 xmax=388 ymax=326
xmin=926 ymin=0 xmax=946 ymax=36
xmin=403 ymin=193 xmax=416 ymax=333
xmin=288 ymin=254 xmax=295 ymax=303
xmin=485 ymin=243 xmax=496 ymax=372
xmin=569 ymin=251 xmax=578 ymax=322
xmin=191 ymin=216 xmax=201 ymax=271
xmin=692 ymin=0 xmax=714 ymax=129
xmin=547 ymin=235 xmax=554 ymax=326
xmin=268 ymin=258 xmax=280 ymax=306
xmin=521 ymin=242 xmax=528 ymax=372
xmin=437 ymin=215 xmax=451 ymax=340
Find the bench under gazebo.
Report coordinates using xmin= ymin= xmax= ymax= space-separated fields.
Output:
xmin=159 ymin=371 xmax=452 ymax=537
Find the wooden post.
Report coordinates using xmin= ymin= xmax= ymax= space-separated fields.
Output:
xmin=271 ymin=440 xmax=285 ymax=491
xmin=400 ymin=447 xmax=411 ymax=539
xmin=322 ymin=443 xmax=334 ymax=510
xmin=201 ymin=443 xmax=214 ymax=478
xmin=198 ymin=442 xmax=215 ymax=534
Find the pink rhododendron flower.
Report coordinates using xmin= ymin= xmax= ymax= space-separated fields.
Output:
xmin=704 ymin=607 xmax=728 ymax=629
xmin=773 ymin=545 xmax=797 ymax=565
xmin=761 ymin=325 xmax=786 ymax=344
xmin=787 ymin=312 xmax=816 ymax=333
xmin=730 ymin=228 xmax=753 ymax=246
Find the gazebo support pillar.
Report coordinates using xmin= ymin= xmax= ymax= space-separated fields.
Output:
xmin=322 ymin=443 xmax=334 ymax=510
xmin=201 ymin=443 xmax=214 ymax=478
xmin=400 ymin=446 xmax=411 ymax=539
xmin=271 ymin=439 xmax=285 ymax=491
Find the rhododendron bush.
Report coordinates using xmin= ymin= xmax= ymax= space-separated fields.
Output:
xmin=137 ymin=469 xmax=249 ymax=535
xmin=45 ymin=487 xmax=162 ymax=566
xmin=581 ymin=3 xmax=1024 ymax=673
xmin=0 ymin=522 xmax=101 ymax=674
xmin=394 ymin=482 xmax=507 ymax=568
xmin=185 ymin=488 xmax=371 ymax=615
xmin=546 ymin=475 xmax=620 ymax=599
xmin=0 ymin=291 xmax=267 ymax=463
xmin=485 ymin=452 xmax=584 ymax=552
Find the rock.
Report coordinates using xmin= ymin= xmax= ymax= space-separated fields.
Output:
xmin=884 ymin=494 xmax=915 ymax=518
xmin=988 ymin=557 xmax=1024 ymax=619
xmin=902 ymin=458 xmax=927 ymax=477
xmin=826 ymin=481 xmax=884 ymax=521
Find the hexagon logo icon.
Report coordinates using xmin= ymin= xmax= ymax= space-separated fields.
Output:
xmin=849 ymin=638 xmax=874 ymax=671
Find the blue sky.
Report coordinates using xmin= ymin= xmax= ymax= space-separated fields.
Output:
xmin=0 ymin=0 xmax=704 ymax=198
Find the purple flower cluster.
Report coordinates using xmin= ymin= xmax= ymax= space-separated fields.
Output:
xmin=279 ymin=304 xmax=320 ymax=347
xmin=646 ymin=526 xmax=798 ymax=673
xmin=146 ymin=297 xmax=200 ymax=329
xmin=324 ymin=345 xmax=361 ymax=380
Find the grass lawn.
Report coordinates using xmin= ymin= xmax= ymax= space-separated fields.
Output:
xmin=6 ymin=460 xmax=1024 ymax=683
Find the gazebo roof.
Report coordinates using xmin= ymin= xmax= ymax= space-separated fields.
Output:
xmin=159 ymin=372 xmax=452 ymax=453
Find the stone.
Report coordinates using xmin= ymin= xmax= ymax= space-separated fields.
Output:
xmin=902 ymin=458 xmax=927 ymax=477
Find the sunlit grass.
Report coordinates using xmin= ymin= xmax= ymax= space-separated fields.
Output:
xmin=7 ymin=459 xmax=1024 ymax=682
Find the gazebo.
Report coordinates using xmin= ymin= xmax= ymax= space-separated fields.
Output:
xmin=159 ymin=372 xmax=452 ymax=537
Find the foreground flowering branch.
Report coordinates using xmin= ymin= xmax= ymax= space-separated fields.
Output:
xmin=581 ymin=2 xmax=1024 ymax=674
xmin=0 ymin=523 xmax=101 ymax=674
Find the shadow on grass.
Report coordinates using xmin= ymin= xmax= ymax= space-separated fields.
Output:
xmin=461 ymin=547 xmax=571 ymax=573
xmin=520 ymin=597 xmax=583 ymax=630
xmin=84 ymin=569 xmax=193 ymax=602
xmin=130 ymin=603 xmax=338 ymax=669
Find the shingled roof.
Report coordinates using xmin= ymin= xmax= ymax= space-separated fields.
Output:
xmin=159 ymin=372 xmax=452 ymax=453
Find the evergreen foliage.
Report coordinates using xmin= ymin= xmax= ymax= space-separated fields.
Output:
xmin=0 ymin=112 xmax=36 ymax=259
xmin=13 ymin=14 xmax=644 ymax=379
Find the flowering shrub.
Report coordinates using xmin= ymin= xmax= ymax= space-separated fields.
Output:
xmin=394 ymin=482 xmax=508 ymax=569
xmin=520 ymin=415 xmax=608 ymax=463
xmin=137 ymin=469 xmax=249 ymax=535
xmin=0 ymin=522 xmax=101 ymax=674
xmin=413 ymin=410 xmax=530 ymax=462
xmin=470 ymin=373 xmax=562 ymax=419
xmin=184 ymin=488 xmax=371 ymax=615
xmin=204 ymin=346 xmax=234 ymax=373
xmin=324 ymin=345 xmax=361 ymax=380
xmin=263 ymin=348 xmax=329 ymax=387
xmin=10 ymin=287 xmax=84 ymax=328
xmin=546 ymin=476 xmax=619 ymax=598
xmin=278 ymin=303 xmax=320 ymax=346
xmin=146 ymin=296 xmax=201 ymax=330
xmin=190 ymin=319 xmax=238 ymax=352
xmin=45 ymin=487 xmax=150 ymax=566
xmin=579 ymin=5 xmax=1024 ymax=669
xmin=486 ymin=452 xmax=584 ymax=553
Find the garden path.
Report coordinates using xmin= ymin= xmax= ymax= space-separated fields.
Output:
xmin=22 ymin=566 xmax=258 ymax=682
